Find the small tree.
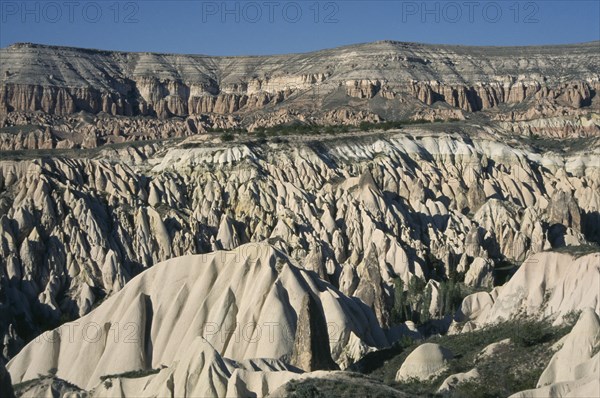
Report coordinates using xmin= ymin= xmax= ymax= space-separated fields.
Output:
xmin=391 ymin=277 xmax=405 ymax=324
xmin=420 ymin=284 xmax=432 ymax=323
xmin=221 ymin=133 xmax=235 ymax=142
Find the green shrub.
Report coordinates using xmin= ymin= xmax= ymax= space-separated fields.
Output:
xmin=371 ymin=318 xmax=571 ymax=397
xmin=254 ymin=131 xmax=267 ymax=139
xmin=453 ymin=380 xmax=502 ymax=398
xmin=511 ymin=320 xmax=553 ymax=347
xmin=289 ymin=382 xmax=323 ymax=398
xmin=286 ymin=380 xmax=324 ymax=398
xmin=390 ymin=277 xmax=406 ymax=324
xmin=562 ymin=310 xmax=582 ymax=327
xmin=205 ymin=117 xmax=466 ymax=140
xmin=221 ymin=133 xmax=235 ymax=142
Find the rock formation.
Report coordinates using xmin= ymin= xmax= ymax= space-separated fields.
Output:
xmin=0 ymin=41 xmax=599 ymax=150
xmin=290 ymin=294 xmax=340 ymax=372
xmin=453 ymin=252 xmax=600 ymax=331
xmin=437 ymin=368 xmax=480 ymax=393
xmin=7 ymin=243 xmax=386 ymax=390
xmin=511 ymin=309 xmax=600 ymax=397
xmin=0 ymin=128 xmax=598 ymax=365
xmin=2 ymin=41 xmax=598 ymax=119
xmin=0 ymin=40 xmax=599 ymax=397
xmin=395 ymin=343 xmax=454 ymax=381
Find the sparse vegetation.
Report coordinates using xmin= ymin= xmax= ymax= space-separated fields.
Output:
xmin=13 ymin=374 xmax=83 ymax=395
xmin=358 ymin=319 xmax=572 ymax=397
xmin=525 ymin=135 xmax=600 ymax=155
xmin=13 ymin=377 xmax=45 ymax=392
xmin=510 ymin=319 xmax=555 ymax=347
xmin=550 ymin=244 xmax=600 ymax=258
xmin=100 ymin=367 xmax=164 ymax=381
xmin=206 ymin=118 xmax=458 ymax=142
xmin=220 ymin=132 xmax=235 ymax=142
xmin=562 ymin=309 xmax=582 ymax=327
xmin=286 ymin=380 xmax=324 ymax=398
xmin=285 ymin=373 xmax=405 ymax=398
xmin=252 ymin=122 xmax=352 ymax=137
xmin=390 ymin=276 xmax=468 ymax=326
xmin=207 ymin=127 xmax=247 ymax=134
xmin=254 ymin=131 xmax=268 ymax=139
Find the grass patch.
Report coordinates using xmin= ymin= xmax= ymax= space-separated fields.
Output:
xmin=549 ymin=244 xmax=600 ymax=258
xmin=360 ymin=319 xmax=571 ymax=397
xmin=285 ymin=373 xmax=407 ymax=398
xmin=211 ymin=118 xmax=456 ymax=140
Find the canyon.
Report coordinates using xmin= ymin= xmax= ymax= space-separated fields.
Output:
xmin=0 ymin=41 xmax=599 ymax=397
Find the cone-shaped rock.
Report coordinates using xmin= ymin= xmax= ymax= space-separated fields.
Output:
xmin=291 ymin=294 xmax=340 ymax=372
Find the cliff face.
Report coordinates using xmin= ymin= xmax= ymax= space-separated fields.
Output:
xmin=1 ymin=42 xmax=599 ymax=151
xmin=1 ymin=41 xmax=598 ymax=120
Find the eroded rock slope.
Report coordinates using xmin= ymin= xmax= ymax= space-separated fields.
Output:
xmin=7 ymin=243 xmax=387 ymax=390
xmin=1 ymin=127 xmax=598 ymax=362
xmin=1 ymin=41 xmax=599 ymax=149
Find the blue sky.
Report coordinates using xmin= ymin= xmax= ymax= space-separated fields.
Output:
xmin=1 ymin=1 xmax=599 ymax=55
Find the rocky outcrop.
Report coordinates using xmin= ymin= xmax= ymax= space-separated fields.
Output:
xmin=1 ymin=40 xmax=599 ymax=398
xmin=476 ymin=338 xmax=512 ymax=362
xmin=1 ymin=41 xmax=598 ymax=140
xmin=20 ymin=336 xmax=303 ymax=398
xmin=463 ymin=257 xmax=494 ymax=288
xmin=13 ymin=376 xmax=85 ymax=398
xmin=454 ymin=252 xmax=600 ymax=330
xmin=6 ymin=243 xmax=387 ymax=390
xmin=437 ymin=368 xmax=480 ymax=393
xmin=0 ymin=127 xmax=54 ymax=150
xmin=497 ymin=112 xmax=600 ymax=138
xmin=537 ymin=309 xmax=599 ymax=389
xmin=0 ymin=130 xmax=598 ymax=361
xmin=408 ymin=80 xmax=600 ymax=112
xmin=511 ymin=309 xmax=600 ymax=398
xmin=547 ymin=189 xmax=581 ymax=230
xmin=290 ymin=294 xmax=339 ymax=372
xmin=94 ymin=337 xmax=295 ymax=398
xmin=346 ymin=80 xmax=382 ymax=99
xmin=395 ymin=343 xmax=454 ymax=381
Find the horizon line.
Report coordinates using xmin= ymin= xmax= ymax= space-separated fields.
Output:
xmin=3 ymin=39 xmax=599 ymax=58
